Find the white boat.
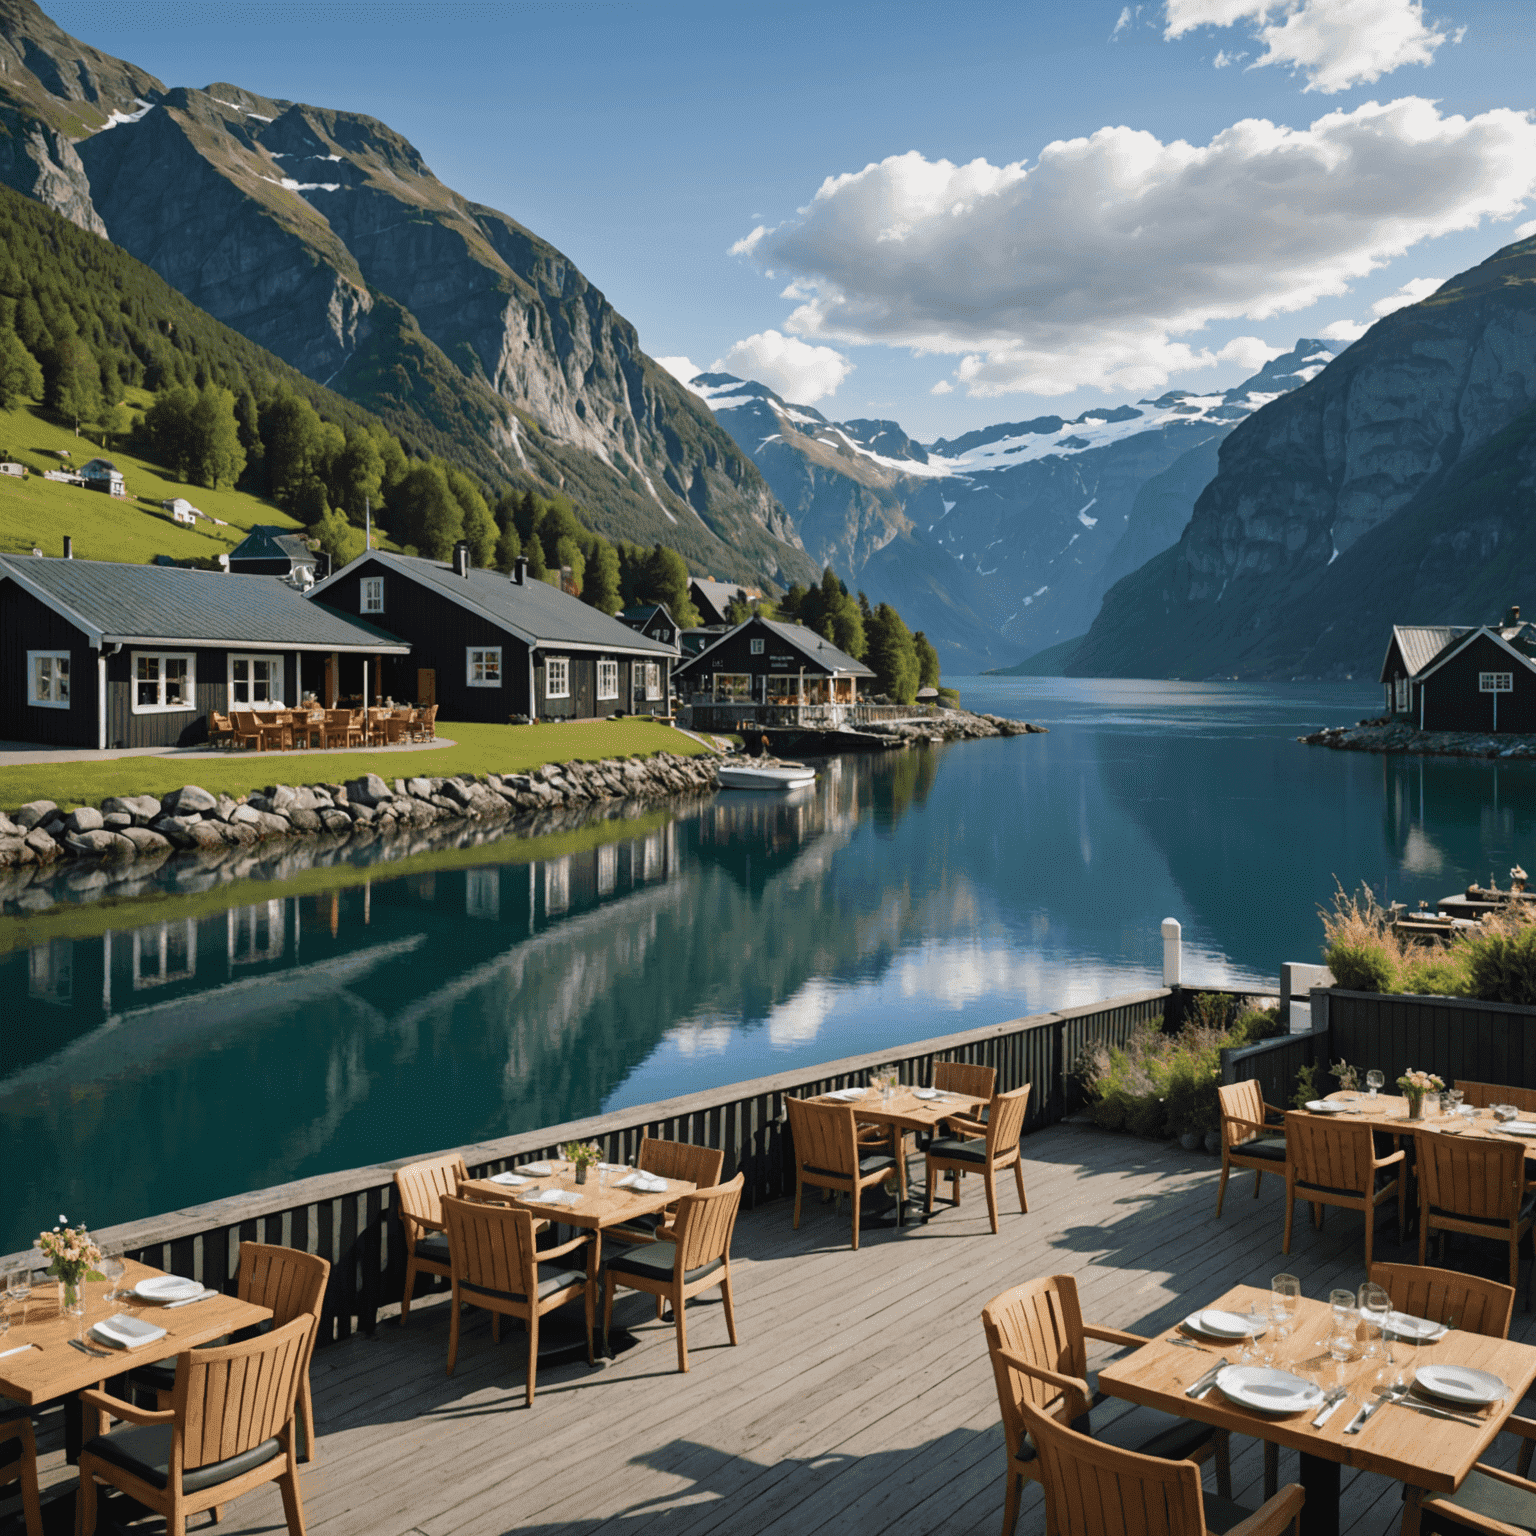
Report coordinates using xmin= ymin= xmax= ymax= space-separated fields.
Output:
xmin=717 ymin=761 xmax=817 ymax=791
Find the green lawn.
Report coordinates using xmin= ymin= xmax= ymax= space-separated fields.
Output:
xmin=0 ymin=394 xmax=313 ymax=564
xmin=0 ymin=719 xmax=711 ymax=813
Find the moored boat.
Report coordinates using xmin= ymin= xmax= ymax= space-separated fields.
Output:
xmin=717 ymin=761 xmax=817 ymax=791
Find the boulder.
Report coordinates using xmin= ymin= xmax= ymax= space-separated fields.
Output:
xmin=14 ymin=800 xmax=57 ymax=830
xmin=118 ymin=825 xmax=172 ymax=855
xmin=346 ymin=801 xmax=376 ymax=825
xmin=64 ymin=806 xmax=104 ymax=835
xmin=101 ymin=794 xmax=161 ymax=825
xmin=345 ymin=773 xmax=394 ymax=807
xmin=0 ymin=835 xmax=31 ymax=867
xmin=230 ymin=805 xmax=291 ymax=837
xmin=406 ymin=776 xmax=434 ymax=798
xmin=286 ymin=807 xmax=323 ymax=833
xmin=161 ymin=785 xmax=217 ymax=816
xmin=215 ymin=793 xmax=242 ymax=821
xmin=440 ymin=779 xmax=476 ymax=809
xmin=221 ymin=820 xmax=260 ymax=846
xmin=319 ymin=808 xmax=352 ymax=834
xmin=270 ymin=784 xmax=298 ymax=812
xmin=23 ymin=827 xmax=61 ymax=860
xmin=289 ymin=785 xmax=329 ymax=812
xmin=102 ymin=811 xmax=134 ymax=831
xmin=65 ymin=828 xmax=136 ymax=859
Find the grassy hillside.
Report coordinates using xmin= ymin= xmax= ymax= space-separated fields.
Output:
xmin=0 ymin=393 xmax=312 ymax=562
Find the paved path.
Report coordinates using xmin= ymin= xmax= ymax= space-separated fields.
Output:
xmin=0 ymin=738 xmax=457 ymax=767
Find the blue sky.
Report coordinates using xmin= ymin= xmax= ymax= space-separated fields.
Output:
xmin=49 ymin=0 xmax=1536 ymax=439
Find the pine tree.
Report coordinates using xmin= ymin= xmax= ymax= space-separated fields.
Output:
xmin=913 ymin=630 xmax=941 ymax=691
xmin=582 ymin=537 xmax=621 ymax=613
xmin=866 ymin=603 xmax=920 ymax=703
xmin=0 ymin=327 xmax=43 ymax=409
xmin=525 ymin=534 xmax=550 ymax=583
xmin=494 ymin=520 xmax=521 ymax=573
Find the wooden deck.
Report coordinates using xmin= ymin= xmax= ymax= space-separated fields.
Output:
xmin=18 ymin=1121 xmax=1536 ymax=1536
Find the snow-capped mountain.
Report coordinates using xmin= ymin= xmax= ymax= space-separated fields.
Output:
xmin=683 ymin=341 xmax=1343 ymax=670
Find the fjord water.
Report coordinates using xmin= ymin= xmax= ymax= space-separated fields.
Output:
xmin=5 ymin=677 xmax=1535 ymax=1255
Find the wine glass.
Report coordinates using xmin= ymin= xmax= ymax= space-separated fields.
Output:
xmin=99 ymin=1255 xmax=125 ymax=1303
xmin=1359 ymin=1282 xmax=1391 ymax=1362
xmin=1366 ymin=1069 xmax=1384 ymax=1100
xmin=1326 ymin=1288 xmax=1356 ymax=1349
xmin=5 ymin=1269 xmax=30 ymax=1327
xmin=1237 ymin=1297 xmax=1268 ymax=1364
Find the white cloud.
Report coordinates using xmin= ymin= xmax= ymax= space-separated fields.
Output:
xmin=711 ymin=329 xmax=852 ymax=404
xmin=1165 ymin=0 xmax=1456 ymax=94
xmin=735 ymin=98 xmax=1536 ymax=398
xmin=1322 ymin=317 xmax=1369 ymax=339
xmin=1515 ymin=219 xmax=1536 ymax=240
xmin=930 ymin=378 xmax=955 ymax=395
xmin=1370 ymin=274 xmax=1444 ymax=315
xmin=655 ymin=355 xmax=705 ymax=393
xmin=1216 ymin=335 xmax=1286 ymax=371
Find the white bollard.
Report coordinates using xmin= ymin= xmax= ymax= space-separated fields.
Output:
xmin=1161 ymin=918 xmax=1182 ymax=988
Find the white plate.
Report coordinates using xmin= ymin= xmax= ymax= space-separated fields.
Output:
xmin=1496 ymin=1122 xmax=1536 ymax=1137
xmin=1215 ymin=1366 xmax=1323 ymax=1415
xmin=914 ymin=1088 xmax=939 ymax=1100
xmin=133 ymin=1275 xmax=202 ymax=1303
xmin=1414 ymin=1364 xmax=1505 ymax=1406
xmin=1185 ymin=1309 xmax=1266 ymax=1339
xmin=488 ymin=1172 xmax=527 ymax=1187
xmin=1305 ymin=1100 xmax=1350 ymax=1114
xmin=1386 ymin=1311 xmax=1444 ymax=1341
xmin=826 ymin=1088 xmax=866 ymax=1101
xmin=518 ymin=1162 xmax=553 ymax=1176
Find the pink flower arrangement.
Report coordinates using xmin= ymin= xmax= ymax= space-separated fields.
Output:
xmin=37 ymin=1216 xmax=104 ymax=1286
xmin=1397 ymin=1069 xmax=1445 ymax=1096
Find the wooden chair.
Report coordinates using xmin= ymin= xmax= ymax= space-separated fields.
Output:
xmin=206 ymin=712 xmax=235 ymax=750
xmin=1018 ymin=1395 xmax=1300 ymax=1536
xmin=1368 ymin=1260 xmax=1515 ymax=1340
xmin=1282 ymin=1111 xmax=1405 ymax=1269
xmin=77 ymin=1315 xmax=314 ymax=1536
xmin=228 ymin=711 xmax=264 ymax=752
xmin=395 ymin=1153 xmax=468 ymax=1322
xmin=785 ymin=1096 xmax=905 ymax=1251
xmin=601 ymin=1174 xmax=742 ymax=1373
xmin=322 ymin=709 xmax=361 ymax=749
xmin=0 ymin=1409 xmax=41 ymax=1536
xmin=413 ymin=704 xmax=438 ymax=742
xmin=1416 ymin=1132 xmax=1535 ymax=1302
xmin=1215 ymin=1080 xmax=1287 ymax=1217
xmin=255 ymin=712 xmax=292 ymax=752
xmin=440 ymin=1194 xmax=591 ymax=1405
xmin=982 ymin=1275 xmax=1232 ymax=1536
xmin=936 ymin=1059 xmax=998 ymax=1137
xmin=133 ymin=1242 xmax=331 ymax=1464
xmin=607 ymin=1137 xmax=725 ymax=1248
xmin=1457 ymin=1081 xmax=1536 ymax=1115
xmin=382 ymin=711 xmax=411 ymax=745
xmin=924 ymin=1084 xmax=1032 ymax=1234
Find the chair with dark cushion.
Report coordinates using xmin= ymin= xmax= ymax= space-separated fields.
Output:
xmin=785 ymin=1096 xmax=904 ymax=1251
xmin=1283 ymin=1112 xmax=1405 ymax=1269
xmin=934 ymin=1058 xmax=997 ymax=1137
xmin=1215 ymin=1080 xmax=1287 ymax=1217
xmin=0 ymin=1408 xmax=41 ymax=1536
xmin=1417 ymin=1132 xmax=1536 ymax=1305
xmin=441 ymin=1193 xmax=591 ymax=1406
xmin=924 ymin=1083 xmax=1032 ymax=1234
xmin=1018 ymin=1393 xmax=1299 ymax=1536
xmin=77 ymin=1315 xmax=313 ymax=1536
xmin=394 ymin=1153 xmax=469 ymax=1322
xmin=982 ymin=1275 xmax=1232 ymax=1536
xmin=601 ymin=1174 xmax=743 ymax=1373
xmin=606 ymin=1137 xmax=725 ymax=1250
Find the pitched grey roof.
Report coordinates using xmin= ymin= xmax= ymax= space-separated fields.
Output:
xmin=689 ymin=576 xmax=748 ymax=622
xmin=311 ymin=551 xmax=677 ymax=655
xmin=620 ymin=604 xmax=664 ymax=623
xmin=1382 ymin=625 xmax=1470 ymax=682
xmin=676 ymin=616 xmax=875 ymax=677
xmin=0 ymin=556 xmax=409 ymax=652
xmin=1418 ymin=626 xmax=1536 ymax=682
xmin=229 ymin=525 xmax=313 ymax=564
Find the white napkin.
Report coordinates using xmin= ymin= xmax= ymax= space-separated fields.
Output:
xmin=92 ymin=1313 xmax=168 ymax=1351
xmin=618 ymin=1173 xmax=667 ymax=1193
xmin=827 ymin=1087 xmax=865 ymax=1101
xmin=529 ymin=1189 xmax=581 ymax=1207
xmin=518 ymin=1162 xmax=553 ymax=1177
xmin=489 ymin=1171 xmax=528 ymax=1187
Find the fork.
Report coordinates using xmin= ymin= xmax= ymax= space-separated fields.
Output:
xmin=1167 ymin=1336 xmax=1215 ymax=1352
xmin=68 ymin=1337 xmax=111 ymax=1358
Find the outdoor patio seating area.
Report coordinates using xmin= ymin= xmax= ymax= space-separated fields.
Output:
xmin=210 ymin=705 xmax=439 ymax=752
xmin=13 ymin=1116 xmax=1536 ymax=1536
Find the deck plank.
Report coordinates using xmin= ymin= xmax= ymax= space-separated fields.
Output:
xmin=13 ymin=1121 xmax=1536 ymax=1536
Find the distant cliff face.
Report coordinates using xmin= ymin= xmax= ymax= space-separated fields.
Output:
xmin=1070 ymin=239 xmax=1536 ymax=679
xmin=0 ymin=0 xmax=812 ymax=590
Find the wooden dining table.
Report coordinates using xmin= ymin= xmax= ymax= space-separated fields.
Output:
xmin=458 ymin=1160 xmax=696 ymax=1355
xmin=1098 ymin=1282 xmax=1536 ymax=1536
xmin=0 ymin=1258 xmax=272 ymax=1457
xmin=1304 ymin=1089 xmax=1536 ymax=1150
xmin=807 ymin=1083 xmax=987 ymax=1224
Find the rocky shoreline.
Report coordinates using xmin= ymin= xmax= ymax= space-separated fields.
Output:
xmin=864 ymin=709 xmax=1046 ymax=744
xmin=1298 ymin=721 xmax=1536 ymax=759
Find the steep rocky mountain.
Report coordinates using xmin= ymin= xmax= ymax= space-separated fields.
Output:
xmin=684 ymin=341 xmax=1337 ymax=671
xmin=1070 ymin=237 xmax=1536 ymax=679
xmin=0 ymin=0 xmax=815 ymax=591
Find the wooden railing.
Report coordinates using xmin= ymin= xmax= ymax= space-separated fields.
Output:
xmin=0 ymin=988 xmax=1169 ymax=1350
xmin=683 ymin=701 xmax=939 ymax=731
xmin=1323 ymin=988 xmax=1536 ymax=1087
xmin=1220 ymin=1029 xmax=1325 ymax=1108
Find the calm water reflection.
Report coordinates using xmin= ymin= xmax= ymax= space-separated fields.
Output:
xmin=4 ymin=678 xmax=1535 ymax=1254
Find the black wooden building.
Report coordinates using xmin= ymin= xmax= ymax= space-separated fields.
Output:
xmin=308 ymin=547 xmax=677 ymax=722
xmin=227 ymin=525 xmax=317 ymax=578
xmin=617 ymin=603 xmax=681 ymax=648
xmin=1379 ymin=608 xmax=1536 ymax=732
xmin=674 ymin=616 xmax=873 ymax=704
xmin=0 ymin=555 xmax=408 ymax=749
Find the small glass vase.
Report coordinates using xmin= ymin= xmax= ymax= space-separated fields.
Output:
xmin=1405 ymin=1092 xmax=1425 ymax=1121
xmin=58 ymin=1277 xmax=84 ymax=1317
xmin=574 ymin=1163 xmax=589 ymax=1185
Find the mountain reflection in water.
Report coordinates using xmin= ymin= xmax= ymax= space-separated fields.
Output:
xmin=4 ymin=679 xmax=1534 ymax=1254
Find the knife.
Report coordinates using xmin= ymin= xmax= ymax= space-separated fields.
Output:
xmin=1186 ymin=1358 xmax=1228 ymax=1399
xmin=1345 ymin=1385 xmax=1402 ymax=1433
xmin=1375 ymin=1389 xmax=1486 ymax=1427
xmin=1310 ymin=1387 xmax=1349 ymax=1428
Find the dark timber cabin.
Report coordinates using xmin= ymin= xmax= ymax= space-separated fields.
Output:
xmin=308 ymin=545 xmax=678 ymax=722
xmin=0 ymin=555 xmax=409 ymax=749
xmin=617 ymin=603 xmax=680 ymax=648
xmin=227 ymin=526 xmax=318 ymax=579
xmin=1380 ymin=607 xmax=1536 ymax=731
xmin=674 ymin=615 xmax=874 ymax=705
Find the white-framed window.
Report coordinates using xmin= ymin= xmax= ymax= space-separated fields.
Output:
xmin=1395 ymin=677 xmax=1409 ymax=711
xmin=465 ymin=868 xmax=500 ymax=919
xmin=545 ymin=656 xmax=569 ymax=698
xmin=714 ymin=672 xmax=751 ymax=701
xmin=361 ymin=576 xmax=384 ymax=614
xmin=597 ymin=659 xmax=618 ymax=700
xmin=134 ymin=651 xmax=196 ymax=713
xmin=27 ymin=650 xmax=69 ymax=709
xmin=658 ymin=628 xmax=671 ymax=643
xmin=750 ymin=638 xmax=765 ymax=655
xmin=467 ymin=647 xmax=502 ymax=687
xmin=132 ymin=921 xmax=197 ymax=990
xmin=228 ymin=653 xmax=281 ymax=707
xmin=645 ymin=662 xmax=662 ymax=701
xmin=1480 ymin=672 xmax=1514 ymax=693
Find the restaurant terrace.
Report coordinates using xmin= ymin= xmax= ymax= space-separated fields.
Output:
xmin=5 ymin=984 xmax=1536 ymax=1536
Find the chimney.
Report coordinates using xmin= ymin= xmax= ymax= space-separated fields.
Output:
xmin=452 ymin=540 xmax=471 ymax=578
xmin=1507 ymin=604 xmax=1521 ymax=627
xmin=513 ymin=555 xmax=527 ymax=585
xmin=63 ymin=535 xmax=72 ymax=560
